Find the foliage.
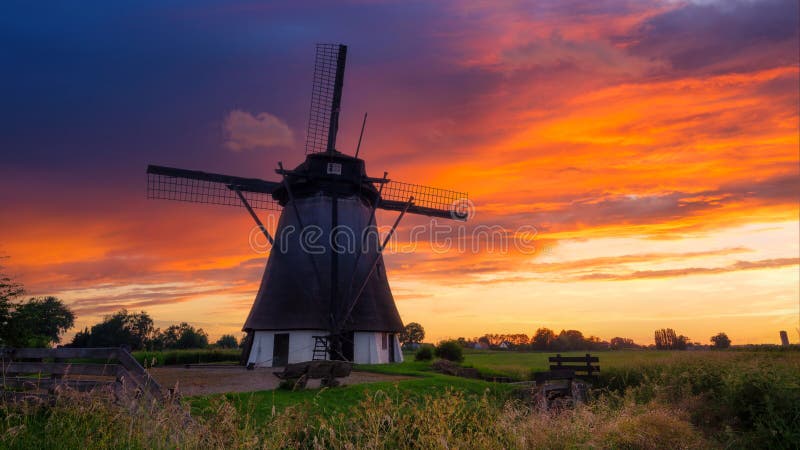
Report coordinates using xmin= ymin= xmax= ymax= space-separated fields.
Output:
xmin=710 ymin=332 xmax=731 ymax=349
xmin=70 ymin=309 xmax=157 ymax=350
xmin=2 ymin=296 xmax=75 ymax=348
xmin=464 ymin=328 xmax=614 ymax=351
xmin=434 ymin=340 xmax=464 ymax=362
xmin=654 ymin=328 xmax=690 ymax=350
xmin=531 ymin=327 xmax=557 ymax=350
xmin=0 ymin=266 xmax=75 ymax=348
xmin=414 ymin=345 xmax=433 ymax=361
xmin=609 ymin=336 xmax=639 ymax=350
xmin=399 ymin=322 xmax=425 ymax=345
xmin=0 ymin=263 xmax=24 ymax=343
xmin=215 ymin=334 xmax=238 ymax=349
xmin=160 ymin=322 xmax=209 ymax=349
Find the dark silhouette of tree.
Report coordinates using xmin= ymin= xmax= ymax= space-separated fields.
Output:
xmin=609 ymin=337 xmax=639 ymax=350
xmin=531 ymin=328 xmax=556 ymax=350
xmin=710 ymin=332 xmax=731 ymax=349
xmin=161 ymin=322 xmax=208 ymax=349
xmin=504 ymin=334 xmax=530 ymax=348
xmin=554 ymin=329 xmax=585 ymax=351
xmin=215 ymin=334 xmax=238 ymax=349
xmin=0 ymin=260 xmax=25 ymax=347
xmin=482 ymin=334 xmax=506 ymax=348
xmin=3 ymin=296 xmax=75 ymax=347
xmin=399 ymin=322 xmax=425 ymax=345
xmin=654 ymin=328 xmax=690 ymax=350
xmin=70 ymin=309 xmax=157 ymax=350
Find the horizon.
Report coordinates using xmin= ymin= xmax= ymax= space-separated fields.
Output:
xmin=1 ymin=0 xmax=798 ymax=346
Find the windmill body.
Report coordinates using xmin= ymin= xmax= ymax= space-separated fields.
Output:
xmin=243 ymin=151 xmax=404 ymax=365
xmin=146 ymin=44 xmax=468 ymax=366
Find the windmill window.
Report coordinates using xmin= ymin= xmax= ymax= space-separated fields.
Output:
xmin=381 ymin=333 xmax=388 ymax=349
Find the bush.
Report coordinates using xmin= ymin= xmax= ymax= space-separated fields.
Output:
xmin=414 ymin=346 xmax=433 ymax=361
xmin=435 ymin=340 xmax=464 ymax=362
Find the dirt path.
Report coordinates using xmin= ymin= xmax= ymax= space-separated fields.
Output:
xmin=148 ymin=366 xmax=411 ymax=396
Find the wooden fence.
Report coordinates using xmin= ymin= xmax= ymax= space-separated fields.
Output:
xmin=1 ymin=347 xmax=163 ymax=403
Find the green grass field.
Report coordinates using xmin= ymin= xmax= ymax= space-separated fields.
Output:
xmin=3 ymin=348 xmax=799 ymax=448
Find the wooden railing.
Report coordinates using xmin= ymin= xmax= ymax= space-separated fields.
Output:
xmin=1 ymin=347 xmax=163 ymax=402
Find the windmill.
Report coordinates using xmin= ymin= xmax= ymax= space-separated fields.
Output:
xmin=146 ymin=44 xmax=469 ymax=366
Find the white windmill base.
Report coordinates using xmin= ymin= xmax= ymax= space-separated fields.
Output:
xmin=247 ymin=330 xmax=404 ymax=367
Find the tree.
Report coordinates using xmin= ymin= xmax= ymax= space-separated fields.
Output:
xmin=215 ymin=334 xmax=238 ymax=349
xmin=482 ymin=334 xmax=505 ymax=348
xmin=161 ymin=322 xmax=208 ymax=349
xmin=710 ymin=332 xmax=731 ymax=349
xmin=554 ymin=329 xmax=586 ymax=351
xmin=70 ymin=310 xmax=157 ymax=350
xmin=0 ymin=261 xmax=25 ymax=347
xmin=531 ymin=328 xmax=556 ymax=350
xmin=2 ymin=296 xmax=75 ymax=347
xmin=609 ymin=337 xmax=638 ymax=350
xmin=505 ymin=334 xmax=530 ymax=347
xmin=654 ymin=328 xmax=690 ymax=350
xmin=399 ymin=322 xmax=425 ymax=345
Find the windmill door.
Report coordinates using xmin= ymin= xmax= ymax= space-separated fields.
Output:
xmin=273 ymin=333 xmax=290 ymax=366
xmin=341 ymin=332 xmax=355 ymax=362
xmin=388 ymin=333 xmax=396 ymax=363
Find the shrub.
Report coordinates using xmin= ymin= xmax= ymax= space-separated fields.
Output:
xmin=415 ymin=346 xmax=433 ymax=361
xmin=435 ymin=340 xmax=464 ymax=362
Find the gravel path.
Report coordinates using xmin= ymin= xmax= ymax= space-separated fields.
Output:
xmin=149 ymin=366 xmax=411 ymax=396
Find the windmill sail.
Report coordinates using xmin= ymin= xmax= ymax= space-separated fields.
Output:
xmin=377 ymin=180 xmax=469 ymax=220
xmin=147 ymin=165 xmax=282 ymax=210
xmin=305 ymin=44 xmax=347 ymax=154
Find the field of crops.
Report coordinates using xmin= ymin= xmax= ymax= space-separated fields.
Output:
xmin=2 ymin=348 xmax=798 ymax=448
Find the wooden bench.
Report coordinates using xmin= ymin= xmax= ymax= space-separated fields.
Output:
xmin=1 ymin=347 xmax=163 ymax=403
xmin=534 ymin=353 xmax=600 ymax=383
xmin=533 ymin=354 xmax=600 ymax=407
xmin=274 ymin=360 xmax=352 ymax=389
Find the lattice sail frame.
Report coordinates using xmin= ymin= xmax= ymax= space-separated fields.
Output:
xmin=378 ymin=180 xmax=470 ymax=220
xmin=147 ymin=169 xmax=282 ymax=211
xmin=305 ymin=44 xmax=346 ymax=154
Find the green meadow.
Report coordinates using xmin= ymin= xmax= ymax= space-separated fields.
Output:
xmin=2 ymin=349 xmax=799 ymax=448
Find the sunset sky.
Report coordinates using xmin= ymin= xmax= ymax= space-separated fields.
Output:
xmin=1 ymin=0 xmax=798 ymax=345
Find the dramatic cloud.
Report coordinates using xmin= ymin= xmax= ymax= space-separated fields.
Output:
xmin=223 ymin=110 xmax=294 ymax=151
xmin=1 ymin=0 xmax=797 ymax=343
xmin=629 ymin=0 xmax=799 ymax=75
xmin=578 ymin=257 xmax=800 ymax=281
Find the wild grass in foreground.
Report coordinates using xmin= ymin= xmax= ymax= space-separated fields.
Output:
xmin=1 ymin=350 xmax=797 ymax=448
xmin=1 ymin=384 xmax=712 ymax=449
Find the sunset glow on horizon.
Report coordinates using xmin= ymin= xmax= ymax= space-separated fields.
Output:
xmin=1 ymin=0 xmax=798 ymax=346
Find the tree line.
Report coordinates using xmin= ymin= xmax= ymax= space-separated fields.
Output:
xmin=400 ymin=323 xmax=732 ymax=351
xmin=68 ymin=309 xmax=240 ymax=351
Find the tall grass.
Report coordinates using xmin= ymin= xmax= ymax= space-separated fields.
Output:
xmin=2 ymin=350 xmax=797 ymax=448
xmin=596 ymin=351 xmax=800 ymax=447
xmin=1 ymin=386 xmax=712 ymax=449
